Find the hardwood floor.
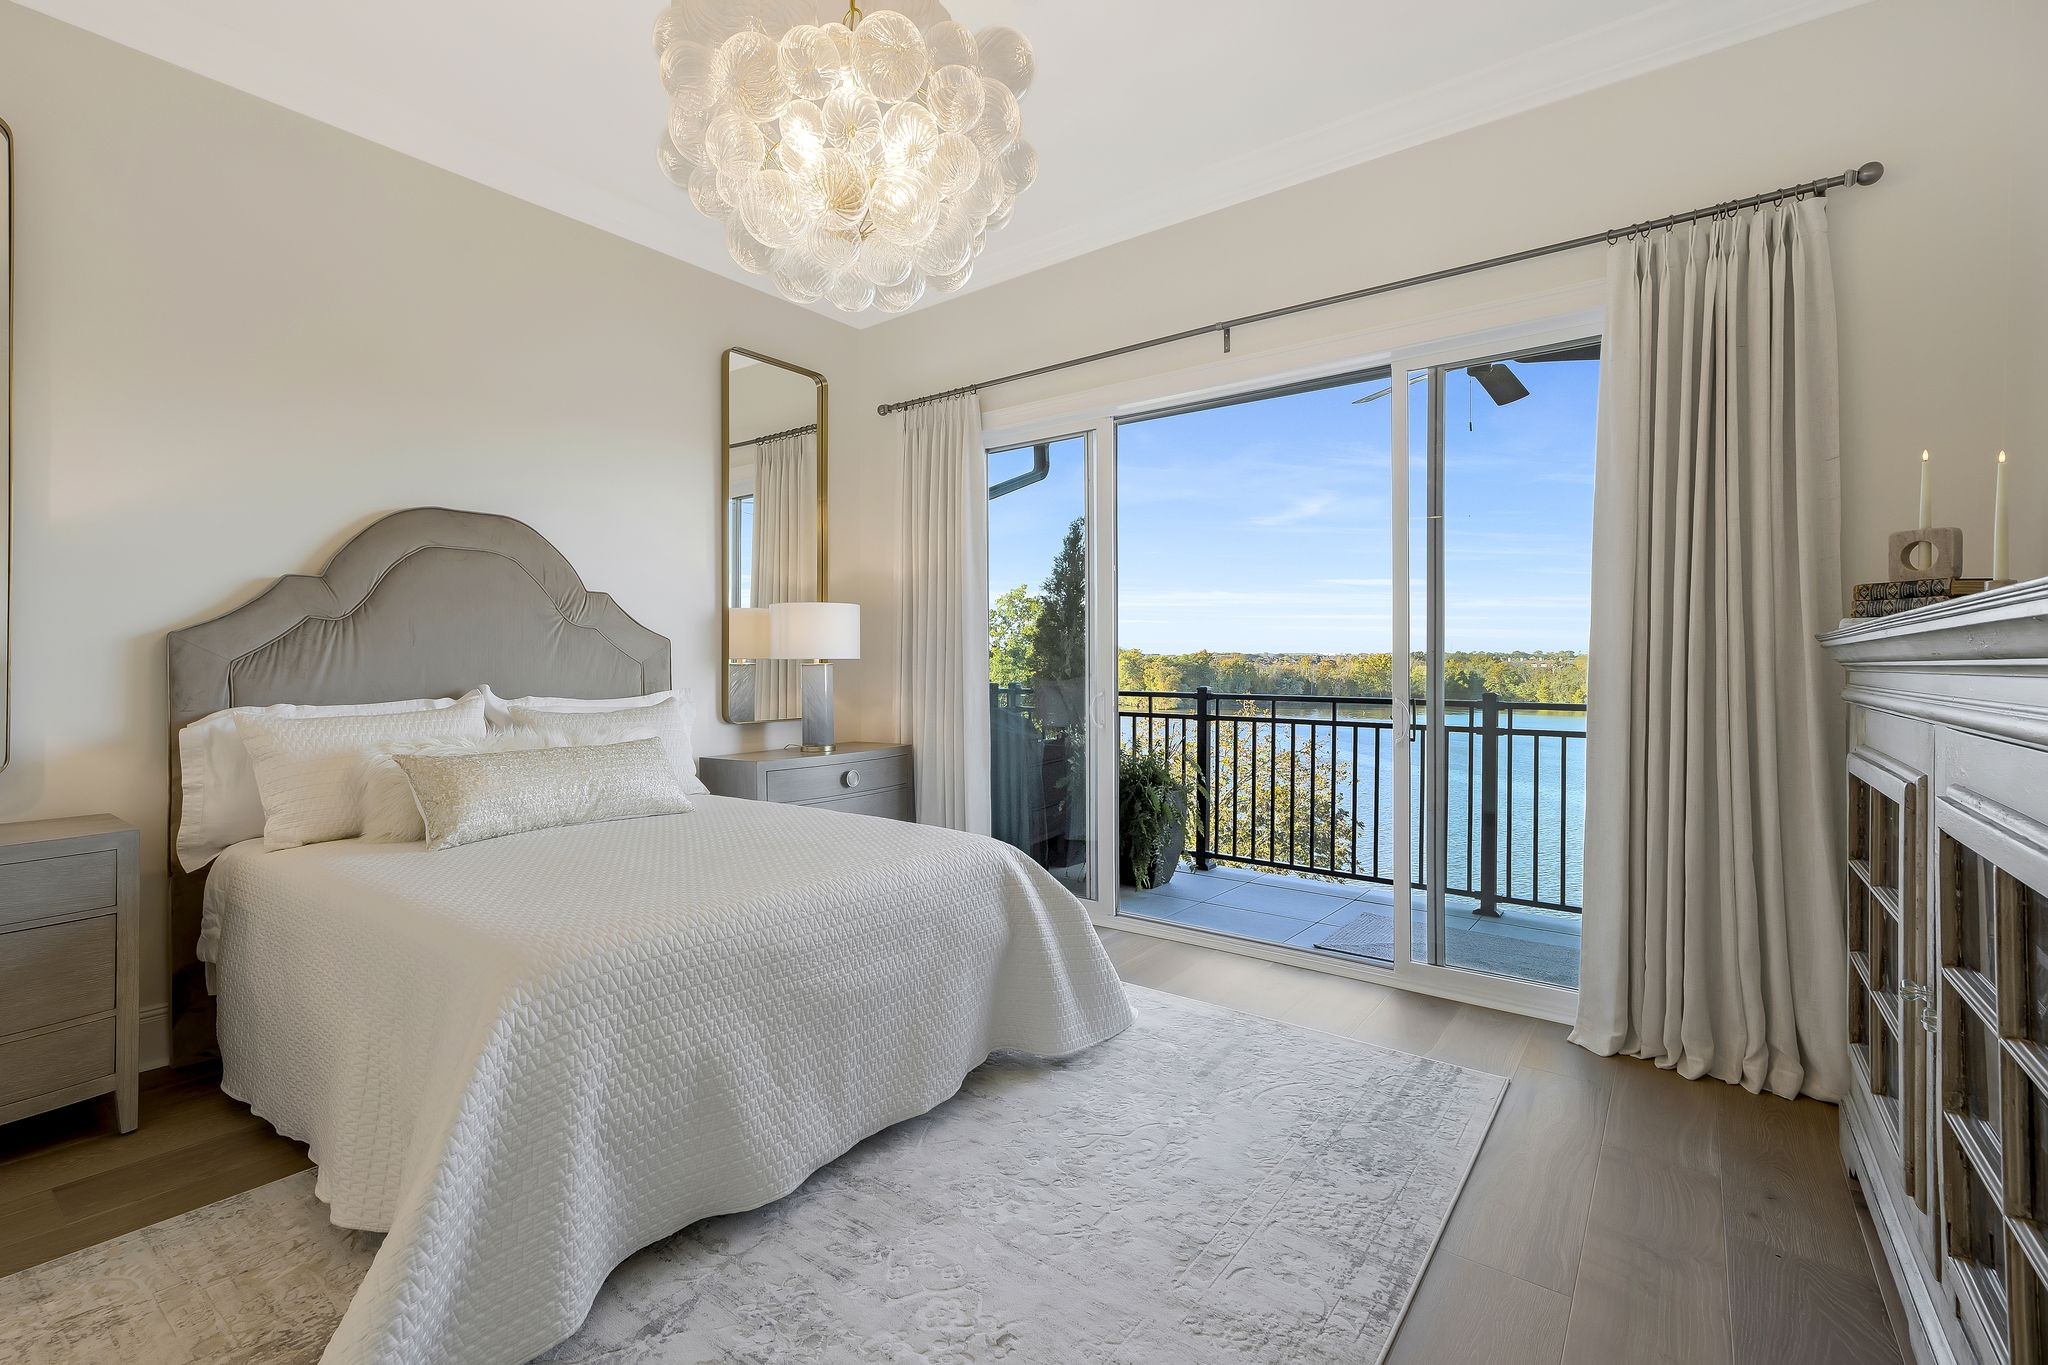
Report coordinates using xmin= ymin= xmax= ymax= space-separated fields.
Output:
xmin=0 ymin=1063 xmax=308 ymax=1279
xmin=0 ymin=929 xmax=1903 ymax=1364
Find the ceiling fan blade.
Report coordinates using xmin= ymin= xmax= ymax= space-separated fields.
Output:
xmin=1466 ymin=362 xmax=1530 ymax=406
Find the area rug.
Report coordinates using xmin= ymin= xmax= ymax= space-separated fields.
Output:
xmin=0 ymin=986 xmax=1504 ymax=1365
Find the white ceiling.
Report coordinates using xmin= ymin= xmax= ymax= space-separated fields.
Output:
xmin=21 ymin=0 xmax=1866 ymax=328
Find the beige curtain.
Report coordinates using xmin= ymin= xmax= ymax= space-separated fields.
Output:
xmin=753 ymin=429 xmax=817 ymax=718
xmin=897 ymin=395 xmax=991 ymax=832
xmin=1571 ymin=199 xmax=1847 ymax=1102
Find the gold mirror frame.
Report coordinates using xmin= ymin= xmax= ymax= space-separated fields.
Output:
xmin=721 ymin=347 xmax=827 ymax=725
xmin=1 ymin=116 xmax=13 ymax=773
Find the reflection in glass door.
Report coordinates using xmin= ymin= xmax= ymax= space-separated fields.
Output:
xmin=987 ymin=433 xmax=1098 ymax=901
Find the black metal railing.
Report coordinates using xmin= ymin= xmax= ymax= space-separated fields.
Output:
xmin=1108 ymin=686 xmax=1586 ymax=915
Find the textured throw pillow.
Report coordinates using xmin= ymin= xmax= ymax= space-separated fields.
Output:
xmin=504 ymin=699 xmax=709 ymax=795
xmin=175 ymin=692 xmax=479 ymax=870
xmin=360 ymin=727 xmax=656 ymax=843
xmin=394 ymin=738 xmax=693 ymax=850
xmin=238 ymin=696 xmax=488 ymax=850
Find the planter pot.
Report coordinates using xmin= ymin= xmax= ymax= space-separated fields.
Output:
xmin=1120 ymin=792 xmax=1187 ymax=890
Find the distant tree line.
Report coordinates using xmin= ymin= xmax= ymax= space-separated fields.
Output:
xmin=989 ymin=517 xmax=1587 ymax=709
xmin=1116 ymin=649 xmax=1588 ymax=705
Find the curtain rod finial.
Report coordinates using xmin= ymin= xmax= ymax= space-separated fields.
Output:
xmin=1855 ymin=161 xmax=1884 ymax=186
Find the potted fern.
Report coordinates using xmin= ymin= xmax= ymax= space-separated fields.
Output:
xmin=1119 ymin=749 xmax=1189 ymax=890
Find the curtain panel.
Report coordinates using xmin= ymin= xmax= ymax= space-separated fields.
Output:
xmin=1572 ymin=199 xmax=1847 ymax=1101
xmin=897 ymin=395 xmax=992 ymax=833
xmin=752 ymin=430 xmax=818 ymax=719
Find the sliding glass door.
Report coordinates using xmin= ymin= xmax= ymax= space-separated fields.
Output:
xmin=975 ymin=325 xmax=1596 ymax=1016
xmin=985 ymin=427 xmax=1115 ymax=911
xmin=1401 ymin=337 xmax=1598 ymax=998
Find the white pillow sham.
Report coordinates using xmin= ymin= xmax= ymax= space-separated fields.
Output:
xmin=479 ymin=685 xmax=685 ymax=730
xmin=360 ymin=726 xmax=656 ymax=843
xmin=175 ymin=691 xmax=479 ymax=871
xmin=504 ymin=698 xmax=709 ymax=795
xmin=238 ymin=696 xmax=487 ymax=850
xmin=394 ymin=738 xmax=693 ymax=851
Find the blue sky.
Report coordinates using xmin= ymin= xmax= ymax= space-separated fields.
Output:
xmin=988 ymin=357 xmax=1599 ymax=654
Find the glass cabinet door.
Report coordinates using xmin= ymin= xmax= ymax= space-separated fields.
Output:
xmin=1849 ymin=750 xmax=1928 ymax=1206
xmin=1936 ymin=791 xmax=2048 ymax=1365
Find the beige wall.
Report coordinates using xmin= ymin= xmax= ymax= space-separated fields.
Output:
xmin=831 ymin=0 xmax=2043 ymax=736
xmin=0 ymin=2 xmax=856 ymax=1060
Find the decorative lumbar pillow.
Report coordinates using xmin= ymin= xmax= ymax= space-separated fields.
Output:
xmin=359 ymin=727 xmax=656 ymax=843
xmin=393 ymin=738 xmax=693 ymax=850
xmin=504 ymin=698 xmax=709 ymax=795
xmin=175 ymin=692 xmax=480 ymax=870
xmin=237 ymin=695 xmax=488 ymax=850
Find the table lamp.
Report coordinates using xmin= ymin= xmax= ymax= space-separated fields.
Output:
xmin=768 ymin=601 xmax=860 ymax=753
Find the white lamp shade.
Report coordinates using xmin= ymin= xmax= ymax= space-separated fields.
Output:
xmin=769 ymin=601 xmax=861 ymax=660
xmin=728 ymin=606 xmax=772 ymax=660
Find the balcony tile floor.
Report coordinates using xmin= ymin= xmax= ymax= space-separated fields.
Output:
xmin=1119 ymin=862 xmax=1581 ymax=989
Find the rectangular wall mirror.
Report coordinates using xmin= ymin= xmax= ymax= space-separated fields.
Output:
xmin=1 ymin=117 xmax=12 ymax=771
xmin=722 ymin=348 xmax=826 ymax=725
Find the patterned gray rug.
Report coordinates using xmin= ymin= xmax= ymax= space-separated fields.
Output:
xmin=0 ymin=987 xmax=1503 ymax=1364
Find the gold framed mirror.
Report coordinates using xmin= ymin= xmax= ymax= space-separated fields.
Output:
xmin=1 ymin=116 xmax=12 ymax=772
xmin=721 ymin=348 xmax=826 ymax=725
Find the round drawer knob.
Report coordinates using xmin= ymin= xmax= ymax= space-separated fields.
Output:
xmin=841 ymin=769 xmax=861 ymax=789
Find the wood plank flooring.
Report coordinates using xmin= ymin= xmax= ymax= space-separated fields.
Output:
xmin=0 ymin=928 xmax=1902 ymax=1364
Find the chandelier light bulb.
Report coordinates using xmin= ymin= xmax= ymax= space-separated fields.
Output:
xmin=653 ymin=1 xmax=1036 ymax=313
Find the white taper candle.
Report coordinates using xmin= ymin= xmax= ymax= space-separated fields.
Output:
xmin=1918 ymin=450 xmax=1932 ymax=529
xmin=1992 ymin=450 xmax=2009 ymax=581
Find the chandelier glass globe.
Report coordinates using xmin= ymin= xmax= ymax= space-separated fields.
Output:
xmin=652 ymin=1 xmax=1035 ymax=314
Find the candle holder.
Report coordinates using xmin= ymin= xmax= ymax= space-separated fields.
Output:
xmin=1887 ymin=527 xmax=1963 ymax=582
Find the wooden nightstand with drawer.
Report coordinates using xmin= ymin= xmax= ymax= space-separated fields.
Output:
xmin=0 ymin=816 xmax=141 ymax=1134
xmin=699 ymin=742 xmax=915 ymax=822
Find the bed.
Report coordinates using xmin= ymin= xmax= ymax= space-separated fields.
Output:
xmin=167 ymin=508 xmax=1132 ymax=1365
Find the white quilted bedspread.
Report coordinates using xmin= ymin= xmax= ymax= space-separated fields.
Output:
xmin=200 ymin=797 xmax=1132 ymax=1365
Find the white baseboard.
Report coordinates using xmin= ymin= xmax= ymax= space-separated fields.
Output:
xmin=141 ymin=1004 xmax=170 ymax=1073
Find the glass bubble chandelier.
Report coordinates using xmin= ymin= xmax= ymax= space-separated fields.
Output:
xmin=652 ymin=0 xmax=1036 ymax=314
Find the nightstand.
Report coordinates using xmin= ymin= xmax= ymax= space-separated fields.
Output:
xmin=699 ymin=742 xmax=915 ymax=822
xmin=0 ymin=816 xmax=141 ymax=1134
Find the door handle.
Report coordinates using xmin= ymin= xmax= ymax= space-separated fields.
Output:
xmin=1901 ymin=980 xmax=1936 ymax=1034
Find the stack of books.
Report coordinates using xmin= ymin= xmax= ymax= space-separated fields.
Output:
xmin=1851 ymin=578 xmax=1991 ymax=619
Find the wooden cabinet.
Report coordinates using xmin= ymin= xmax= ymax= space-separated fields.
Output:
xmin=1824 ymin=581 xmax=2048 ymax=1365
xmin=698 ymin=742 xmax=915 ymax=822
xmin=0 ymin=816 xmax=141 ymax=1134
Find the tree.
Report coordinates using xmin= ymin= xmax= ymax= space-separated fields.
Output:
xmin=1029 ymin=518 xmax=1087 ymax=697
xmin=988 ymin=584 xmax=1041 ymax=687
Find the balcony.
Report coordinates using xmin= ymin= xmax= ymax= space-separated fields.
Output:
xmin=1115 ymin=686 xmax=1584 ymax=988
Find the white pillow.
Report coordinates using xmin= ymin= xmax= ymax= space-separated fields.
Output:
xmin=504 ymin=698 xmax=709 ymax=795
xmin=481 ymin=685 xmax=686 ymax=730
xmin=360 ymin=727 xmax=655 ymax=843
xmin=175 ymin=692 xmax=478 ymax=871
xmin=238 ymin=696 xmax=488 ymax=850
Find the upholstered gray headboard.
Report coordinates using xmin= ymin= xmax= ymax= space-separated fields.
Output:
xmin=165 ymin=507 xmax=671 ymax=1061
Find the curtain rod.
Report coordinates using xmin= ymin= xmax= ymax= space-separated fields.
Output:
xmin=877 ymin=161 xmax=1885 ymax=418
xmin=729 ymin=422 xmax=818 ymax=449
